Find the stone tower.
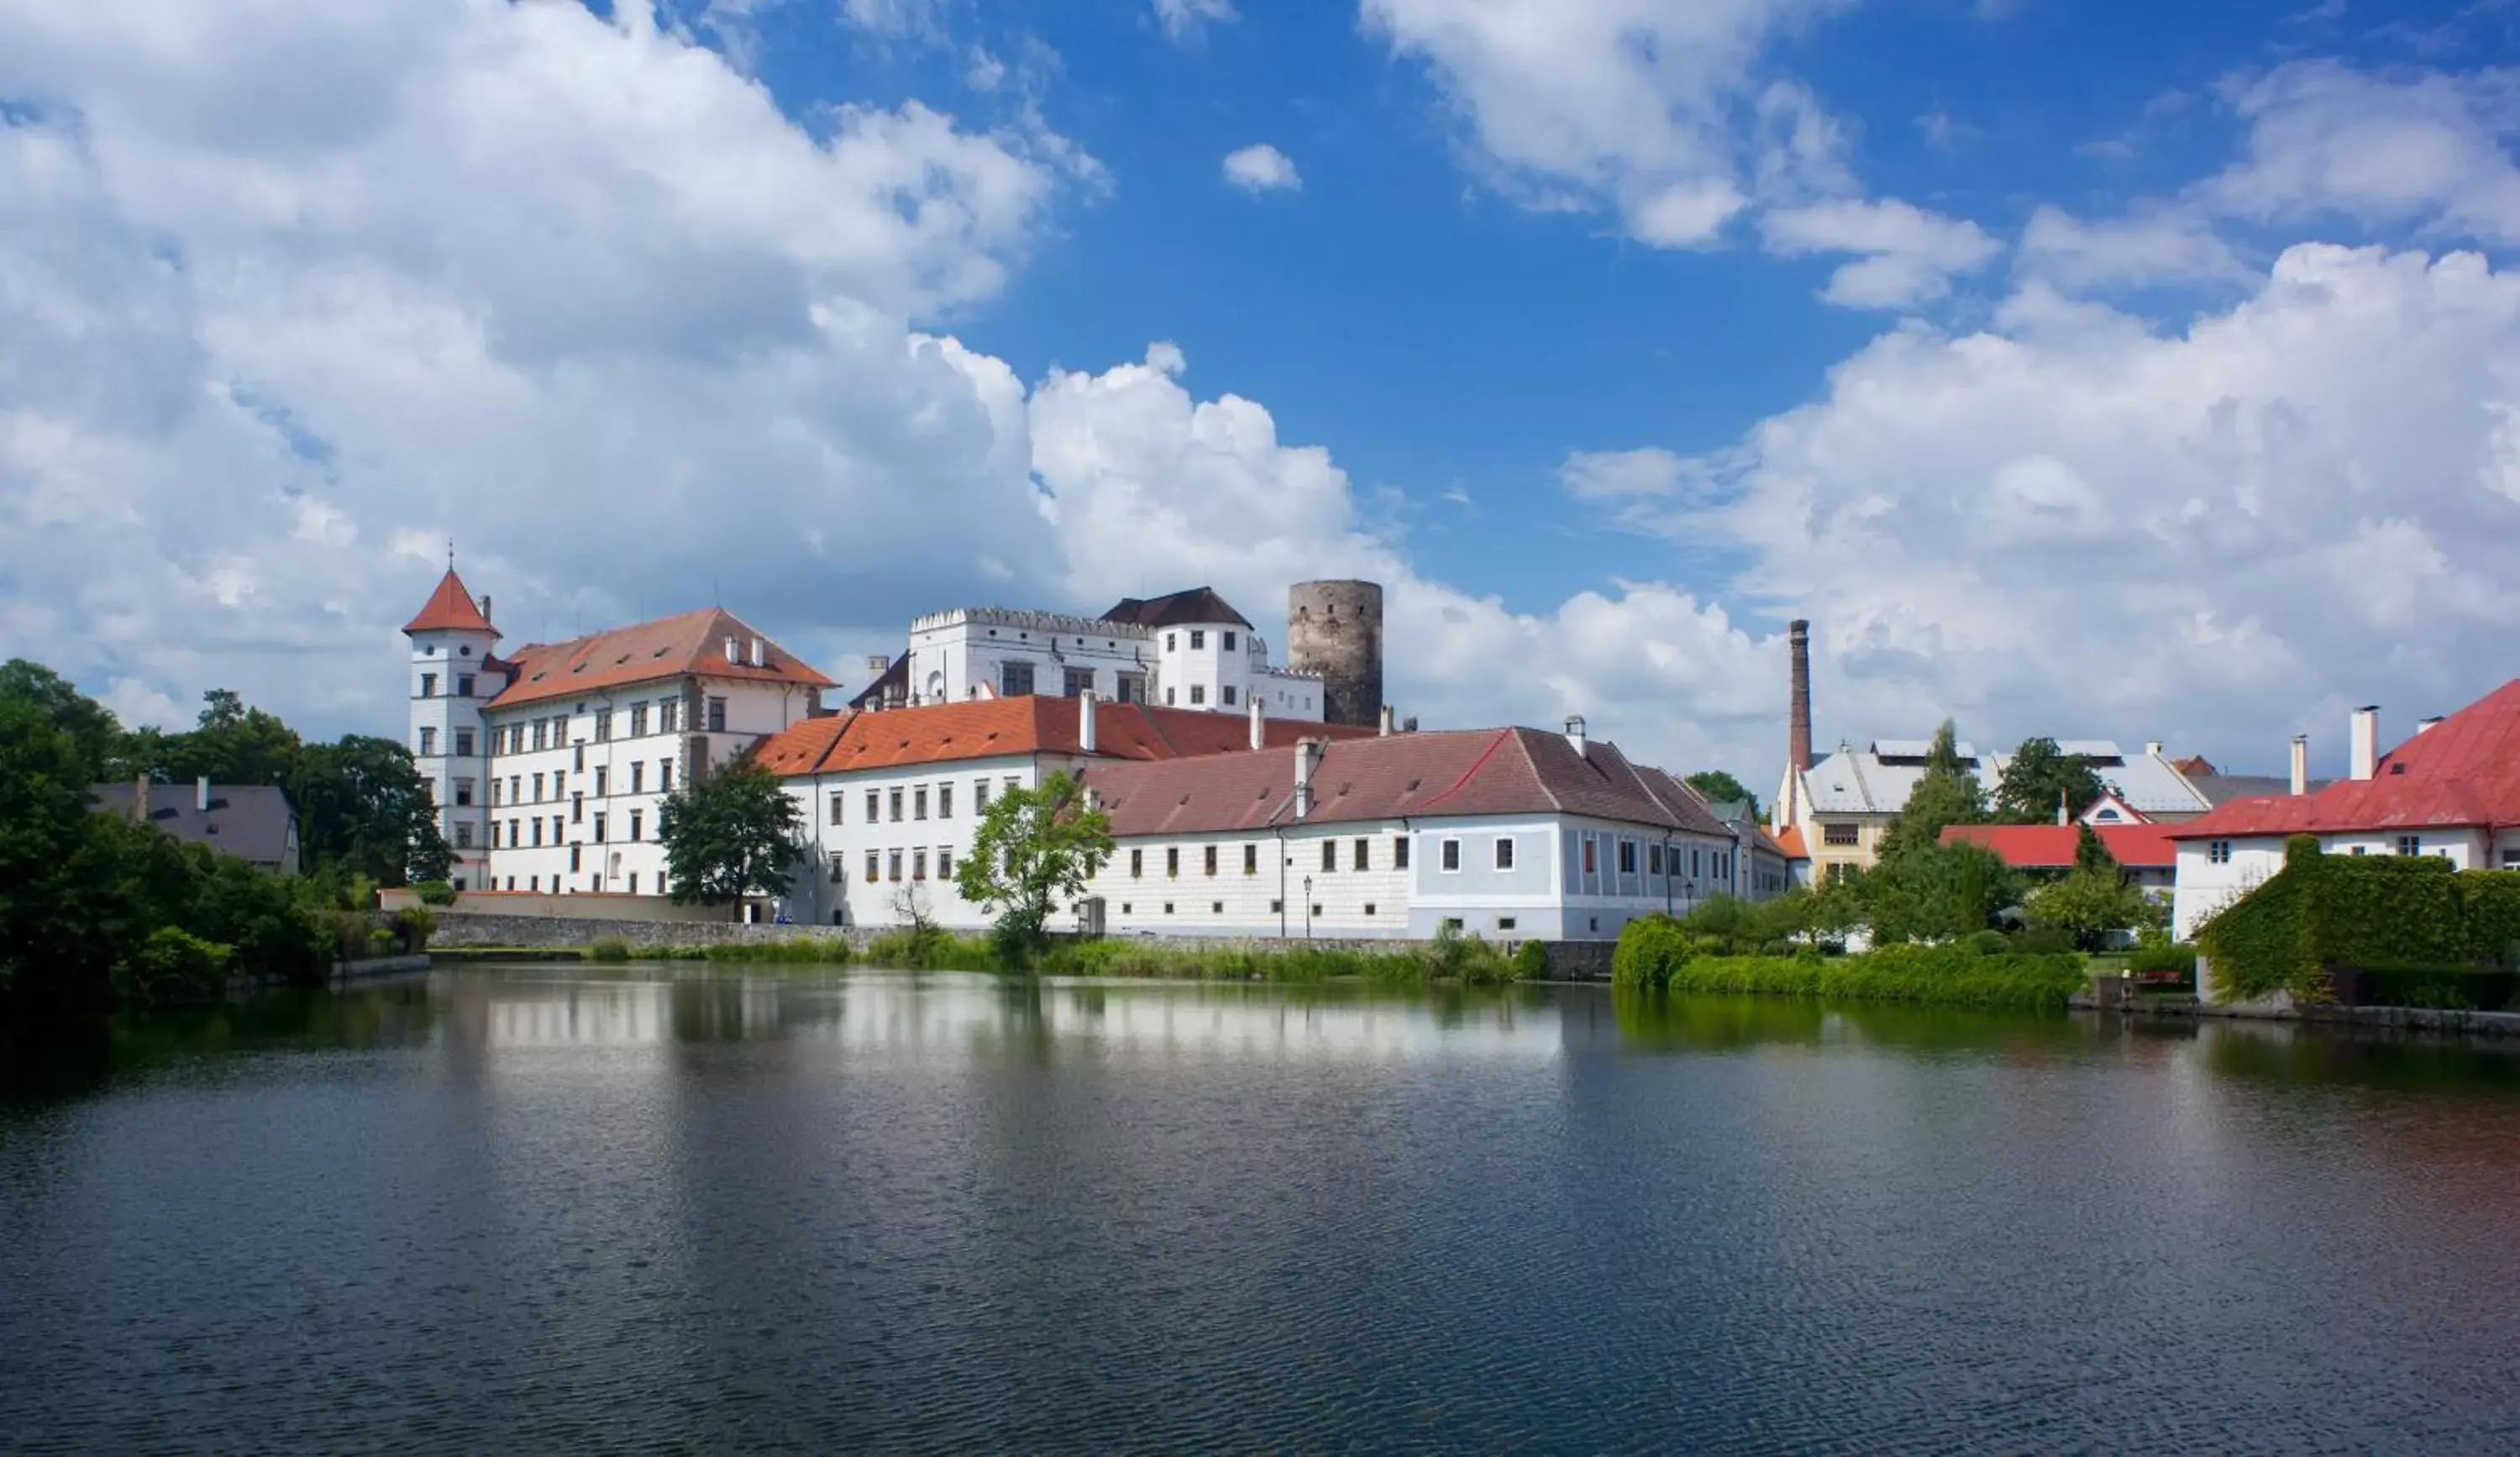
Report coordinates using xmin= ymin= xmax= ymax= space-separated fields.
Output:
xmin=1286 ymin=580 xmax=1383 ymax=728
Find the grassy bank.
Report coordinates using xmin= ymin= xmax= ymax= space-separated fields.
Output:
xmin=1036 ymin=933 xmax=1535 ymax=986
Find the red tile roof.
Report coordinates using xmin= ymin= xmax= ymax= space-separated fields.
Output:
xmin=402 ymin=569 xmax=496 ymax=635
xmin=489 ymin=608 xmax=833 ymax=710
xmin=1769 ymin=824 xmax=1809 ymax=860
xmin=1077 ymin=727 xmax=1702 ymax=836
xmin=2165 ymin=680 xmax=2520 ymax=839
xmin=755 ymin=697 xmax=1376 ymax=776
xmin=1940 ymin=823 xmax=2177 ymax=869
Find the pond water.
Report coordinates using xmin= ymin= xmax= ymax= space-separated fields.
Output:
xmin=4 ymin=965 xmax=2518 ymax=1454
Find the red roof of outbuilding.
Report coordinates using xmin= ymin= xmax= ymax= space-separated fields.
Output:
xmin=402 ymin=569 xmax=496 ymax=635
xmin=2165 ymin=680 xmax=2520 ymax=839
xmin=1940 ymin=823 xmax=2177 ymax=869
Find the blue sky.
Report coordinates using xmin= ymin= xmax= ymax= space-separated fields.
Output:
xmin=3 ymin=0 xmax=2517 ymax=786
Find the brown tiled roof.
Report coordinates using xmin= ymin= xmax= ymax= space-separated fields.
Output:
xmin=488 ymin=607 xmax=833 ymax=710
xmin=1078 ymin=727 xmax=1697 ymax=836
xmin=756 ymin=697 xmax=1375 ymax=776
xmin=1629 ymin=764 xmax=1739 ymax=837
xmin=1100 ymin=586 xmax=1252 ymax=631
xmin=402 ymin=569 xmax=496 ymax=635
xmin=2168 ymin=681 xmax=2520 ymax=840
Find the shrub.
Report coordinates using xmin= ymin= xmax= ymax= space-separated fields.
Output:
xmin=412 ymin=880 xmax=458 ymax=907
xmin=113 ymin=927 xmax=235 ymax=1012
xmin=391 ymin=905 xmax=437 ymax=951
xmin=587 ymin=937 xmax=633 ymax=963
xmin=1960 ymin=929 xmax=2010 ymax=956
xmin=1663 ymin=947 xmax=2088 ymax=1011
xmin=702 ymin=939 xmax=853 ymax=964
xmin=2007 ymin=925 xmax=2078 ymax=956
xmin=1511 ymin=939 xmax=1550 ymax=981
xmin=863 ymin=928 xmax=995 ymax=971
xmin=1612 ymin=916 xmax=1693 ymax=991
xmin=2127 ymin=942 xmax=2197 ymax=978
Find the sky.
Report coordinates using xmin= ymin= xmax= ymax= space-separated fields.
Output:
xmin=3 ymin=0 xmax=2517 ymax=797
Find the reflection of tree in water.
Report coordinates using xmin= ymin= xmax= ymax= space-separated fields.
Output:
xmin=996 ymin=977 xmax=1053 ymax=1066
xmin=2203 ymin=1020 xmax=2520 ymax=1096
xmin=3 ymin=979 xmax=440 ymax=1105
xmin=1607 ymin=991 xmax=2088 ymax=1058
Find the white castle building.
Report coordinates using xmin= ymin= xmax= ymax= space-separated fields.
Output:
xmin=860 ymin=586 xmax=1330 ymax=723
xmin=402 ymin=567 xmax=831 ymax=894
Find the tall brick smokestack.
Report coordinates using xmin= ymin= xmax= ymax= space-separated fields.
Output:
xmin=1788 ymin=618 xmax=1813 ymax=772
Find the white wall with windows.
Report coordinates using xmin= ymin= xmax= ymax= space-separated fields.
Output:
xmin=785 ymin=754 xmax=1102 ymax=928
xmin=900 ymin=607 xmax=1324 ymax=719
xmin=408 ymin=623 xmax=499 ymax=890
xmin=1081 ymin=822 xmax=1415 ymax=939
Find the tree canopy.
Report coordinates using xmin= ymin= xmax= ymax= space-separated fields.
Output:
xmin=953 ymin=771 xmax=1113 ymax=966
xmin=1882 ymin=718 xmax=1985 ymax=857
xmin=657 ymin=759 xmax=803 ymax=915
xmin=1683 ymin=770 xmax=1759 ymax=821
xmin=1992 ymin=738 xmax=2110 ymax=825
xmin=291 ymin=735 xmax=453 ymax=886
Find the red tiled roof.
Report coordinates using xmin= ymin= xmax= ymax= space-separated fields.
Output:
xmin=1770 ymin=824 xmax=1809 ymax=860
xmin=1077 ymin=727 xmax=1698 ymax=836
xmin=2165 ymin=680 xmax=2520 ymax=839
xmin=402 ymin=569 xmax=496 ymax=635
xmin=1940 ymin=823 xmax=2177 ymax=869
xmin=756 ymin=697 xmax=1376 ymax=776
xmin=488 ymin=608 xmax=833 ymax=710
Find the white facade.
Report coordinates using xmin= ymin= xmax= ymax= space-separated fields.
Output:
xmin=783 ymin=752 xmax=1075 ymax=928
xmin=900 ymin=606 xmax=1324 ymax=719
xmin=480 ymin=675 xmax=821 ymax=897
xmin=408 ymin=623 xmax=497 ymax=889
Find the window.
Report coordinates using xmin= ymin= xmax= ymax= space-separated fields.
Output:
xmin=554 ymin=771 xmax=564 ymax=799
xmin=594 ymin=709 xmax=612 ymax=742
xmin=530 ymin=720 xmax=546 ymax=751
xmin=659 ymin=699 xmax=679 ymax=733
xmin=1213 ymin=902 xmax=1224 ymax=915
xmin=914 ymin=786 xmax=928 ymax=820
xmin=913 ymin=849 xmax=927 ymax=881
xmin=706 ymin=697 xmax=727 ymax=732
xmin=975 ymin=779 xmax=991 ymax=812
xmin=1205 ymin=844 xmax=1219 ymax=876
xmin=1649 ymin=844 xmax=1663 ymax=876
xmin=1347 ymin=837 xmax=1366 ymax=871
xmin=550 ymin=815 xmax=564 ymax=844
xmin=1494 ymin=838 xmax=1515 ymax=871
xmin=2397 ymin=835 xmax=2423 ymax=857
xmin=1167 ymin=847 xmax=1181 ymax=878
xmin=420 ymin=673 xmax=438 ymax=698
xmin=457 ymin=674 xmax=475 ymax=698
xmin=509 ymin=818 xmax=520 ymax=847
xmin=865 ymin=851 xmax=879 ymax=883
xmin=570 ymin=845 xmax=582 ymax=873
xmin=594 ymin=766 xmax=607 ymax=797
xmin=1131 ymin=849 xmax=1144 ymax=878
xmin=938 ymin=785 xmax=953 ymax=819
xmin=1270 ymin=899 xmax=1284 ymax=913
xmin=867 ymin=790 xmax=881 ymax=822
xmin=530 ymin=876 xmax=539 ymax=892
xmin=454 ymin=729 xmax=475 ymax=758
xmin=1310 ymin=904 xmax=1322 ymax=919
xmin=1165 ymin=633 xmax=1177 ymax=651
xmin=828 ymin=793 xmax=844 ymax=826
xmin=2208 ymin=839 xmax=2232 ymax=865
xmin=1362 ymin=902 xmax=1375 ymax=917
xmin=629 ymin=810 xmax=642 ymax=842
xmin=1000 ymin=661 xmax=1035 ymax=697
xmin=1117 ymin=673 xmax=1145 ymax=705
xmin=1320 ymin=840 xmax=1336 ymax=872
xmin=1823 ymin=823 xmax=1861 ymax=847
xmin=572 ymin=793 xmax=584 ymax=824
xmin=1497 ymin=917 xmax=1516 ymax=932
xmin=937 ymin=848 xmax=953 ymax=878
xmin=631 ymin=704 xmax=648 ymax=737
xmin=1164 ymin=902 xmax=1175 ymax=915
xmin=888 ymin=849 xmax=903 ymax=882
xmin=1394 ymin=837 xmax=1410 ymax=870
xmin=1442 ymin=918 xmax=1464 ymax=933
xmin=454 ymin=823 xmax=473 ymax=849
xmin=1189 ymin=685 xmax=1205 ymax=706
xmin=1223 ymin=686 xmax=1237 ymax=707
xmin=573 ymin=744 xmax=585 ymax=772
xmin=1223 ymin=631 xmax=1237 ymax=651
xmin=454 ymin=778 xmax=475 ymax=807
xmin=1189 ymin=630 xmax=1205 ymax=650
xmin=1583 ymin=839 xmax=1597 ymax=874
xmin=418 ymin=727 xmax=438 ymax=756
xmin=1620 ymin=841 xmax=1638 ymax=875
xmin=1064 ymin=667 xmax=1094 ymax=698
xmin=630 ymin=762 xmax=644 ymax=794
xmin=1441 ymin=839 xmax=1461 ymax=871
xmin=659 ymin=760 xmax=674 ymax=793
xmin=1244 ymin=844 xmax=1258 ymax=876
xmin=591 ymin=812 xmax=606 ymax=844
xmin=629 ymin=874 xmax=639 ymax=894
xmin=889 ymin=788 xmax=904 ymax=822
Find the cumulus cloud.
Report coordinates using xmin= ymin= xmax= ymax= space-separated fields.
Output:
xmin=1558 ymin=449 xmax=1685 ymax=500
xmin=1760 ymin=197 xmax=2003 ymax=308
xmin=2016 ymin=206 xmax=2253 ymax=292
xmin=1222 ymin=143 xmax=1301 ymax=193
xmin=2205 ymin=60 xmax=2520 ymax=244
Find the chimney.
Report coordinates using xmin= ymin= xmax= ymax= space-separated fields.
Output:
xmin=2349 ymin=706 xmax=2379 ymax=781
xmin=479 ymin=594 xmax=492 ymax=624
xmin=1079 ymin=688 xmax=1098 ymax=755
xmin=1248 ymin=697 xmax=1264 ymax=752
xmin=196 ymin=776 xmax=211 ymax=813
xmin=2417 ymin=716 xmax=2443 ymax=735
xmin=132 ymin=773 xmax=150 ymax=824
xmin=1565 ymin=716 xmax=1588 ymax=757
xmin=2290 ymin=734 xmax=2308 ymax=797
xmin=2056 ymin=789 xmax=2068 ymax=827
xmin=1402 ymin=716 xmax=1418 ymax=733
xmin=1293 ymin=738 xmax=1321 ymax=820
xmin=1788 ymin=618 xmax=1814 ymax=772
xmin=2144 ymin=740 xmax=2163 ymax=759
xmin=1378 ymin=704 xmax=1394 ymax=737
xmin=748 ymin=637 xmax=764 ymax=668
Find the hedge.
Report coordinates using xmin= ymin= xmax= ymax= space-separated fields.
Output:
xmin=2198 ymin=840 xmax=2520 ymax=1005
xmin=1662 ymin=948 xmax=2090 ymax=1012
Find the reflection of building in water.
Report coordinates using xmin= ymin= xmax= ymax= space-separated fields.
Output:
xmin=486 ymin=982 xmax=671 ymax=1047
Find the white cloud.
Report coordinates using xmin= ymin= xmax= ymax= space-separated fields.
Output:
xmin=1558 ymin=449 xmax=1684 ymax=499
xmin=1669 ymin=243 xmax=2520 ymax=761
xmin=1222 ymin=143 xmax=1301 ymax=193
xmin=841 ymin=0 xmax=947 ymax=41
xmin=2205 ymin=60 xmax=2520 ymax=245
xmin=1361 ymin=0 xmax=1851 ymax=247
xmin=2017 ymin=206 xmax=2251 ymax=292
xmin=1153 ymin=0 xmax=1236 ymax=44
xmin=1760 ymin=197 xmax=2003 ymax=308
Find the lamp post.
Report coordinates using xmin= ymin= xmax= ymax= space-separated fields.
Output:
xmin=1303 ymin=874 xmax=1314 ymax=939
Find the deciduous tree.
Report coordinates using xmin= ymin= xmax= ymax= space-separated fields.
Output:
xmin=657 ymin=760 xmax=803 ymax=918
xmin=953 ymin=771 xmax=1112 ymax=967
xmin=1683 ymin=770 xmax=1759 ymax=821
xmin=1993 ymin=738 xmax=2109 ymax=825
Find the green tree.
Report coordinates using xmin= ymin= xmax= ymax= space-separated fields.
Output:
xmin=1684 ymin=770 xmax=1760 ymax=821
xmin=291 ymin=734 xmax=450 ymax=886
xmin=0 ymin=660 xmax=124 ymax=781
xmin=1881 ymin=719 xmax=1985 ymax=857
xmin=2073 ymin=823 xmax=2117 ymax=876
xmin=657 ymin=760 xmax=804 ymax=918
xmin=1992 ymin=737 xmax=2109 ymax=825
xmin=1857 ymin=839 xmax=2023 ymax=944
xmin=122 ymin=687 xmax=305 ymax=788
xmin=2026 ymin=867 xmax=2163 ymax=951
xmin=953 ymin=770 xmax=1113 ymax=967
